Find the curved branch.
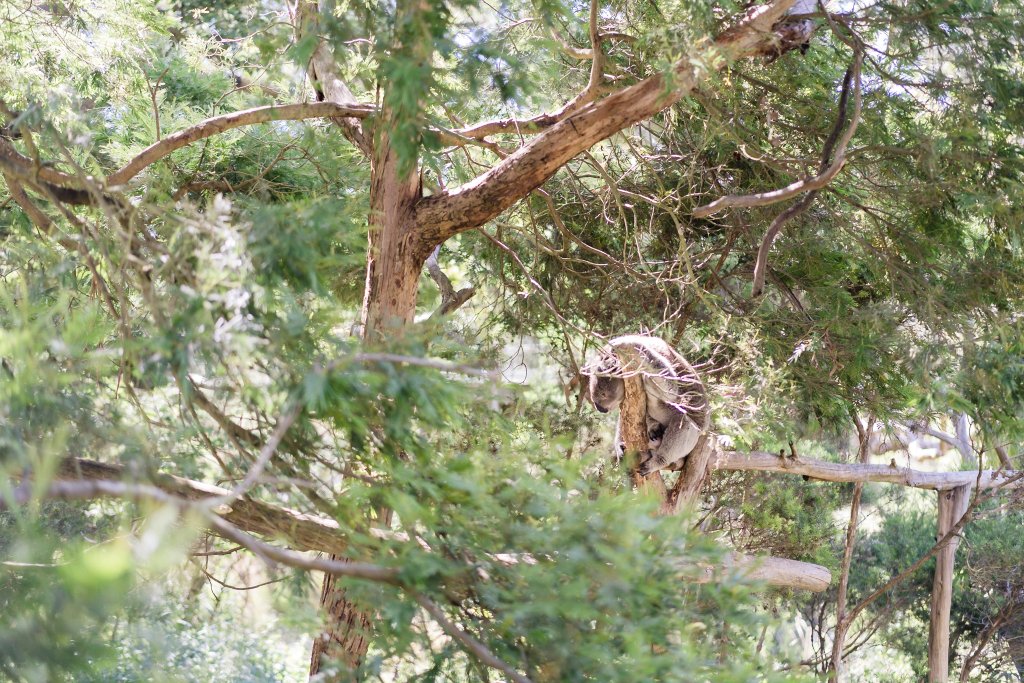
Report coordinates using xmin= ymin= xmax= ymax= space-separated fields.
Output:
xmin=693 ymin=51 xmax=862 ymax=219
xmin=107 ymin=102 xmax=375 ymax=186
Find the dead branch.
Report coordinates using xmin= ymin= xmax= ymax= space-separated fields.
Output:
xmin=426 ymin=245 xmax=477 ymax=317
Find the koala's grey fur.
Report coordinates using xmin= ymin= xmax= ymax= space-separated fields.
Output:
xmin=584 ymin=335 xmax=708 ymax=476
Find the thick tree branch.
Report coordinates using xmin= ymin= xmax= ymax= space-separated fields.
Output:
xmin=688 ymin=552 xmax=831 ymax=592
xmin=107 ymin=102 xmax=375 ymax=186
xmin=0 ymin=138 xmax=95 ymax=204
xmin=1 ymin=170 xmax=54 ymax=232
xmin=713 ymin=450 xmax=1024 ymax=491
xmin=34 ymin=457 xmax=833 ymax=592
xmin=414 ymin=0 xmax=799 ymax=248
xmin=1 ymin=474 xmax=531 ymax=683
xmin=55 ymin=458 xmax=352 ymax=554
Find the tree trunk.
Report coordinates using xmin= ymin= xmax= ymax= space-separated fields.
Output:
xmin=928 ymin=484 xmax=971 ymax=682
xmin=309 ymin=140 xmax=424 ymax=680
xmin=620 ymin=360 xmax=668 ymax=500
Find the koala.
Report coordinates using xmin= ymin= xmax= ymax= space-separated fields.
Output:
xmin=584 ymin=335 xmax=708 ymax=476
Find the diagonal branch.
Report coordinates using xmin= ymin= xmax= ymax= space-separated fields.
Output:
xmin=414 ymin=0 xmax=799 ymax=249
xmin=426 ymin=245 xmax=476 ymax=317
xmin=1 ymin=472 xmax=533 ymax=683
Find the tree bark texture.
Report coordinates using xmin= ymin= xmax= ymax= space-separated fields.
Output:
xmin=310 ymin=142 xmax=421 ymax=679
xmin=928 ymin=484 xmax=971 ymax=683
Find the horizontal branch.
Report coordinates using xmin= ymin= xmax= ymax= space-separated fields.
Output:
xmin=1 ymin=102 xmax=375 ymax=205
xmin=41 ymin=457 xmax=832 ymax=592
xmin=688 ymin=552 xmax=831 ymax=592
xmin=413 ymin=0 xmax=798 ymax=248
xmin=107 ymin=102 xmax=376 ymax=186
xmin=713 ymin=451 xmax=1024 ymax=491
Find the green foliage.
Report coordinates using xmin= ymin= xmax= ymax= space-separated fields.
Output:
xmin=3 ymin=0 xmax=1024 ymax=678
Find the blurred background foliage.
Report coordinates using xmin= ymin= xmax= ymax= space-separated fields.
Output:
xmin=1 ymin=0 xmax=1023 ymax=680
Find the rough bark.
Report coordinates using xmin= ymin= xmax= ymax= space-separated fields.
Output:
xmin=625 ymin=376 xmax=671 ymax=499
xmin=311 ymin=141 xmax=422 ymax=679
xmin=928 ymin=485 xmax=971 ymax=682
xmin=666 ymin=433 xmax=716 ymax=513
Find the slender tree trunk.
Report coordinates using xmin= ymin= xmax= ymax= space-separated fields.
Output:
xmin=928 ymin=484 xmax=971 ymax=682
xmin=831 ymin=416 xmax=873 ymax=681
xmin=309 ymin=140 xmax=424 ymax=680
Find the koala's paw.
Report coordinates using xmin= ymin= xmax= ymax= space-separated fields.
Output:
xmin=636 ymin=451 xmax=661 ymax=477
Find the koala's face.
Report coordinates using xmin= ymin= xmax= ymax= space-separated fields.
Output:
xmin=589 ymin=374 xmax=625 ymax=413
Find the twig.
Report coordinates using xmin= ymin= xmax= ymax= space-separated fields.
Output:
xmin=413 ymin=592 xmax=533 ymax=683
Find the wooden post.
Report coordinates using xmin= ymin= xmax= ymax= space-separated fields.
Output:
xmin=928 ymin=484 xmax=970 ymax=682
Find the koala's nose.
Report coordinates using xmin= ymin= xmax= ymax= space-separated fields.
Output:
xmin=595 ymin=405 xmax=608 ymax=414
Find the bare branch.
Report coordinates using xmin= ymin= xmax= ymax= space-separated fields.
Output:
xmin=412 ymin=592 xmax=533 ymax=683
xmin=209 ymin=401 xmax=304 ymax=508
xmin=107 ymin=102 xmax=375 ymax=186
xmin=54 ymin=458 xmax=352 ymax=554
xmin=688 ymin=552 xmax=831 ymax=592
xmin=426 ymin=245 xmax=477 ymax=317
xmin=831 ymin=414 xmax=874 ymax=680
xmin=712 ymin=450 xmax=1024 ymax=491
